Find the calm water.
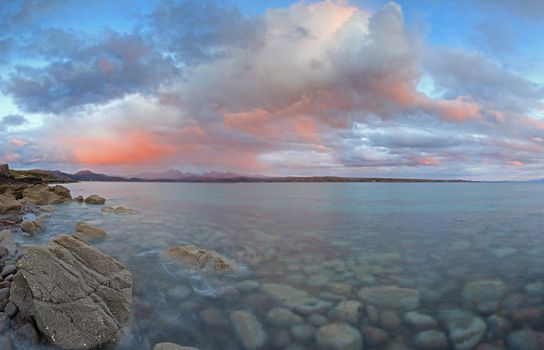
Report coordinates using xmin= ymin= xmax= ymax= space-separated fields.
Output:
xmin=12 ymin=182 xmax=544 ymax=349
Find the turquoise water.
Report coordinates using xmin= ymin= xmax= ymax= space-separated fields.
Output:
xmin=13 ymin=182 xmax=544 ymax=349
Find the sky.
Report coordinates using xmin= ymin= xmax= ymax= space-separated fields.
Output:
xmin=0 ymin=0 xmax=543 ymax=180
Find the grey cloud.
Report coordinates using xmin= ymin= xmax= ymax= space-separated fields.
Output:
xmin=148 ymin=0 xmax=264 ymax=65
xmin=424 ymin=48 xmax=544 ymax=113
xmin=3 ymin=32 xmax=179 ymax=113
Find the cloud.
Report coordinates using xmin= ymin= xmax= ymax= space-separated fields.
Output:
xmin=1 ymin=114 xmax=27 ymax=128
xmin=1 ymin=0 xmax=544 ymax=179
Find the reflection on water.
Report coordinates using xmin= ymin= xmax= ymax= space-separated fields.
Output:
xmin=11 ymin=182 xmax=544 ymax=349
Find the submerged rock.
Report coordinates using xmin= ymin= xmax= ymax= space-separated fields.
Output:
xmin=230 ymin=310 xmax=267 ymax=349
xmin=0 ymin=230 xmax=16 ymax=255
xmin=102 ymin=206 xmax=139 ymax=215
xmin=315 ymin=322 xmax=362 ymax=350
xmin=164 ymin=244 xmax=238 ymax=273
xmin=21 ymin=220 xmax=45 ymax=234
xmin=261 ymin=283 xmax=319 ymax=309
xmin=462 ymin=280 xmax=505 ymax=314
xmin=10 ymin=235 xmax=132 ymax=350
xmin=153 ymin=343 xmax=199 ymax=350
xmin=440 ymin=309 xmax=486 ymax=350
xmin=74 ymin=221 xmax=108 ymax=241
xmin=404 ymin=311 xmax=438 ymax=330
xmin=328 ymin=300 xmax=363 ymax=324
xmin=358 ymin=285 xmax=420 ymax=311
xmin=266 ymin=307 xmax=303 ymax=327
xmin=507 ymin=330 xmax=542 ymax=350
xmin=414 ymin=330 xmax=449 ymax=349
xmin=84 ymin=194 xmax=106 ymax=204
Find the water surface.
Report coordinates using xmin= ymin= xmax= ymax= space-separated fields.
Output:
xmin=13 ymin=182 xmax=544 ymax=349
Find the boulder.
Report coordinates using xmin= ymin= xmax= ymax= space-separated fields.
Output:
xmin=462 ymin=280 xmax=505 ymax=313
xmin=102 ymin=206 xmax=139 ymax=215
xmin=414 ymin=330 xmax=449 ymax=349
xmin=0 ymin=195 xmax=22 ymax=214
xmin=315 ymin=322 xmax=362 ymax=350
xmin=84 ymin=195 xmax=106 ymax=204
xmin=164 ymin=244 xmax=238 ymax=273
xmin=22 ymin=184 xmax=71 ymax=204
xmin=74 ymin=222 xmax=108 ymax=241
xmin=0 ymin=230 xmax=17 ymax=255
xmin=266 ymin=307 xmax=303 ymax=327
xmin=358 ymin=286 xmax=420 ymax=311
xmin=21 ymin=220 xmax=45 ymax=234
xmin=153 ymin=343 xmax=199 ymax=350
xmin=230 ymin=310 xmax=267 ymax=349
xmin=328 ymin=300 xmax=363 ymax=324
xmin=440 ymin=309 xmax=486 ymax=350
xmin=10 ymin=235 xmax=132 ymax=350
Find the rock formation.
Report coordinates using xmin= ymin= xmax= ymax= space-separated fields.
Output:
xmin=10 ymin=235 xmax=132 ymax=349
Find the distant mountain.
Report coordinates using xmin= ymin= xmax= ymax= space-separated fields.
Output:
xmin=1 ymin=164 xmax=473 ymax=184
xmin=71 ymin=170 xmax=127 ymax=182
xmin=134 ymin=169 xmax=243 ymax=180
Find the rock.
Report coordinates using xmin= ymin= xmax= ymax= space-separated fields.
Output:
xmin=0 ymin=196 xmax=22 ymax=215
xmin=414 ymin=330 xmax=449 ymax=349
xmin=167 ymin=285 xmax=191 ymax=299
xmin=266 ymin=307 xmax=303 ymax=327
xmin=200 ymin=308 xmax=229 ymax=328
xmin=328 ymin=300 xmax=363 ymax=324
xmin=84 ymin=194 xmax=106 ymax=204
xmin=39 ymin=205 xmax=56 ymax=212
xmin=261 ymin=283 xmax=328 ymax=313
xmin=22 ymin=184 xmax=71 ymax=204
xmin=236 ymin=280 xmax=261 ymax=292
xmin=290 ymin=323 xmax=315 ymax=342
xmin=506 ymin=330 xmax=541 ymax=350
xmin=486 ymin=314 xmax=510 ymax=338
xmin=21 ymin=220 xmax=45 ymax=234
xmin=165 ymin=244 xmax=238 ymax=273
xmin=380 ymin=310 xmax=401 ymax=330
xmin=229 ymin=310 xmax=267 ymax=349
xmin=0 ymin=312 xmax=8 ymax=333
xmin=4 ymin=302 xmax=17 ymax=318
xmin=462 ymin=280 xmax=505 ymax=312
xmin=315 ymin=322 xmax=363 ymax=350
xmin=0 ymin=288 xmax=8 ymax=300
xmin=361 ymin=326 xmax=388 ymax=346
xmin=10 ymin=235 xmax=132 ymax=350
xmin=491 ymin=247 xmax=517 ymax=258
xmin=73 ymin=221 xmax=108 ymax=241
xmin=0 ymin=334 xmax=12 ymax=350
xmin=102 ymin=206 xmax=139 ymax=215
xmin=0 ymin=247 xmax=7 ymax=258
xmin=153 ymin=343 xmax=199 ymax=350
xmin=74 ymin=195 xmax=84 ymax=202
xmin=440 ymin=310 xmax=486 ymax=350
xmin=1 ymin=265 xmax=16 ymax=278
xmin=16 ymin=323 xmax=40 ymax=343
xmin=404 ymin=311 xmax=438 ymax=330
xmin=0 ymin=230 xmax=17 ymax=254
xmin=358 ymin=286 xmax=420 ymax=311
xmin=309 ymin=314 xmax=328 ymax=327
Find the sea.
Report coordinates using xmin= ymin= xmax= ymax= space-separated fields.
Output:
xmin=11 ymin=182 xmax=544 ymax=349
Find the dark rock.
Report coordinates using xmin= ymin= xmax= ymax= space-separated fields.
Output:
xmin=1 ymin=265 xmax=16 ymax=278
xmin=507 ymin=330 xmax=541 ymax=350
xmin=0 ymin=312 xmax=8 ymax=333
xmin=4 ymin=302 xmax=16 ymax=318
xmin=16 ymin=323 xmax=39 ymax=343
xmin=0 ymin=288 xmax=9 ymax=300
xmin=361 ymin=325 xmax=388 ymax=346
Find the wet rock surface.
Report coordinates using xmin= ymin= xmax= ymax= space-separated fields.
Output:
xmin=84 ymin=194 xmax=106 ymax=204
xmin=74 ymin=221 xmax=108 ymax=241
xmin=10 ymin=235 xmax=132 ymax=349
xmin=164 ymin=244 xmax=239 ymax=273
